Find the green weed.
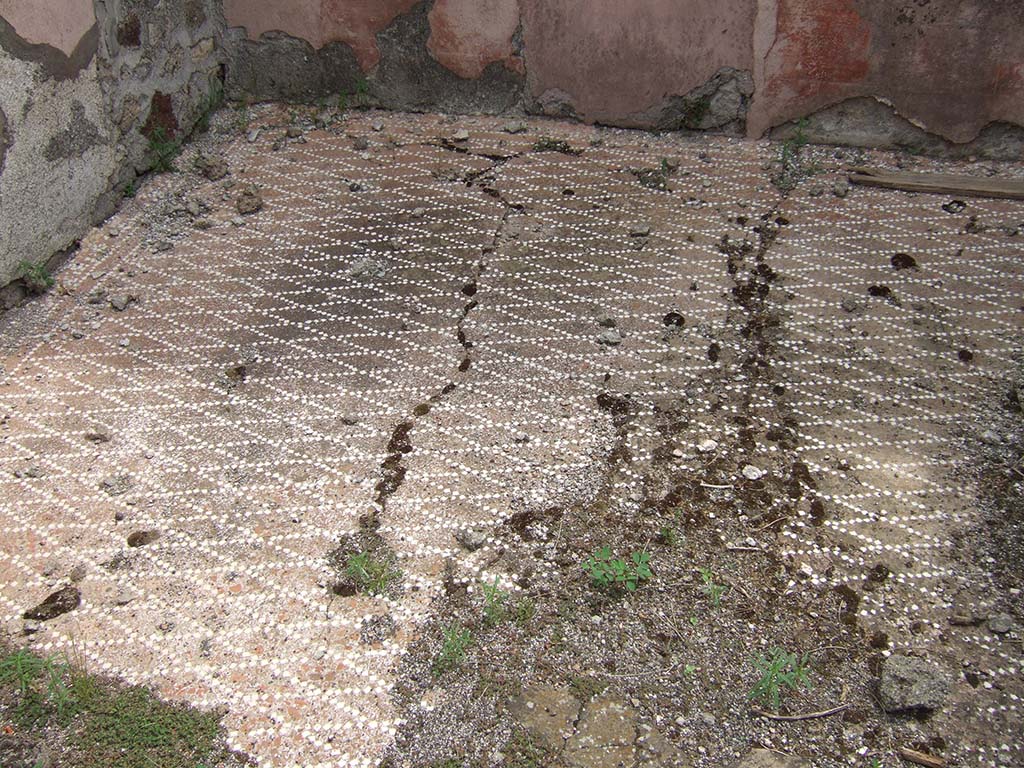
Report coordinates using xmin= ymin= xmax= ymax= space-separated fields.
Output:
xmin=345 ymin=550 xmax=399 ymax=595
xmin=432 ymin=623 xmax=472 ymax=676
xmin=1 ymin=646 xmax=228 ymax=768
xmin=748 ymin=647 xmax=813 ymax=711
xmin=146 ymin=126 xmax=180 ymax=172
xmin=480 ymin=577 xmax=508 ymax=627
xmin=512 ymin=596 xmax=536 ymax=625
xmin=17 ymin=259 xmax=54 ymax=294
xmin=698 ymin=567 xmax=728 ymax=607
xmin=582 ymin=547 xmax=652 ymax=592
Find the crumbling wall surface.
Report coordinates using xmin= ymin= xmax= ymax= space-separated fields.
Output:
xmin=0 ymin=0 xmax=224 ymax=288
xmin=518 ymin=0 xmax=756 ymax=130
xmin=750 ymin=0 xmax=1024 ymax=147
xmin=223 ymin=0 xmax=524 ymax=113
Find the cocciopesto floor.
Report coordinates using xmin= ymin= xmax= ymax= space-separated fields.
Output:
xmin=0 ymin=108 xmax=1021 ymax=767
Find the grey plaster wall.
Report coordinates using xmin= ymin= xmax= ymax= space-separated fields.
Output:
xmin=0 ymin=0 xmax=225 ymax=290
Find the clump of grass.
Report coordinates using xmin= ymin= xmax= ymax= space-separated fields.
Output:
xmin=748 ymin=647 xmax=813 ymax=711
xmin=0 ymin=646 xmax=231 ymax=768
xmin=432 ymin=623 xmax=472 ymax=676
xmin=17 ymin=259 xmax=54 ymax=294
xmin=480 ymin=577 xmax=508 ymax=627
xmin=581 ymin=547 xmax=652 ymax=592
xmin=771 ymin=118 xmax=816 ymax=193
xmin=345 ymin=549 xmax=400 ymax=595
xmin=147 ymin=126 xmax=181 ymax=172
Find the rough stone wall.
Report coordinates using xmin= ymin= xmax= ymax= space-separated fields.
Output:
xmin=0 ymin=0 xmax=224 ymax=287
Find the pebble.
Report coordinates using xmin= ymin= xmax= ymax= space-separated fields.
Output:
xmin=118 ymin=338 xmax=130 ymax=348
xmin=372 ymin=121 xmax=384 ymax=132
xmin=741 ymin=464 xmax=765 ymax=480
xmin=833 ymin=179 xmax=850 ymax=198
xmin=988 ymin=613 xmax=1014 ymax=634
xmin=246 ymin=129 xmax=260 ymax=143
xmin=697 ymin=439 xmax=718 ymax=453
xmin=629 ymin=223 xmax=651 ymax=237
xmin=109 ymin=293 xmax=134 ymax=312
xmin=352 ymin=136 xmax=369 ymax=151
xmin=286 ymin=126 xmax=303 ymax=138
xmin=597 ymin=328 xmax=623 ymax=346
xmin=503 ymin=122 xmax=527 ymax=134
xmin=452 ymin=129 xmax=470 ymax=142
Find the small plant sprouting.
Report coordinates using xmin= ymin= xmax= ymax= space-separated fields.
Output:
xmin=345 ymin=550 xmax=398 ymax=595
xmin=17 ymin=259 xmax=54 ymax=294
xmin=682 ymin=663 xmax=698 ymax=678
xmin=480 ymin=576 xmax=508 ymax=627
xmin=123 ymin=180 xmax=136 ymax=199
xmin=147 ymin=126 xmax=180 ymax=173
xmin=748 ymin=647 xmax=813 ymax=711
xmin=582 ymin=547 xmax=652 ymax=592
xmin=513 ymin=596 xmax=536 ymax=625
xmin=433 ymin=622 xmax=472 ymax=676
xmin=698 ymin=567 xmax=728 ymax=607
xmin=658 ymin=526 xmax=679 ymax=547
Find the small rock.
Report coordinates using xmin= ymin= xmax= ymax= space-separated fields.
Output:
xmin=153 ymin=240 xmax=173 ymax=253
xmin=23 ymin=619 xmax=43 ymax=635
xmin=194 ymin=153 xmax=228 ymax=181
xmin=230 ymin=216 xmax=245 ymax=227
xmin=833 ymin=179 xmax=850 ymax=198
xmin=807 ymin=185 xmax=824 ymax=198
xmin=452 ymin=129 xmax=470 ymax=142
xmin=349 ymin=182 xmax=363 ymax=192
xmin=741 ymin=464 xmax=765 ymax=481
xmin=352 ymin=136 xmax=370 ymax=151
xmin=411 ymin=207 xmax=426 ymax=218
xmin=286 ymin=126 xmax=302 ymax=138
xmin=127 ymin=530 xmax=161 ymax=547
xmin=629 ymin=223 xmax=651 ymax=237
xmin=246 ymin=128 xmax=261 ymax=143
xmin=455 ymin=528 xmax=487 ymax=552
xmin=109 ymin=293 xmax=134 ymax=312
xmin=597 ymin=328 xmax=623 ymax=346
xmin=840 ymin=297 xmax=862 ymax=313
xmin=697 ymin=439 xmax=718 ymax=453
xmin=513 ymin=432 xmax=530 ymax=444
xmin=879 ymin=654 xmax=950 ymax=713
xmin=348 ymin=257 xmax=387 ymax=279
xmin=118 ymin=338 xmax=130 ymax=348
xmin=84 ymin=431 xmax=110 ymax=443
xmin=372 ymin=120 xmax=384 ymax=132
xmin=503 ymin=121 xmax=527 ymax=134
xmin=100 ymin=474 xmax=133 ymax=496
xmin=23 ymin=585 xmax=81 ymax=621
xmin=235 ymin=184 xmax=263 ymax=215
xmin=988 ymin=613 xmax=1014 ymax=634
xmin=596 ymin=313 xmax=617 ymax=328
xmin=113 ymin=586 xmax=134 ymax=606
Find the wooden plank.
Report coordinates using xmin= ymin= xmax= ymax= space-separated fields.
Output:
xmin=898 ymin=746 xmax=946 ymax=768
xmin=847 ymin=166 xmax=1024 ymax=201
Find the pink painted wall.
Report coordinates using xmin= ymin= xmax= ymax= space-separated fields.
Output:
xmin=749 ymin=0 xmax=1024 ymax=143
xmin=220 ymin=0 xmax=1024 ymax=144
xmin=519 ymin=0 xmax=754 ymax=125
xmin=0 ymin=0 xmax=94 ymax=55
